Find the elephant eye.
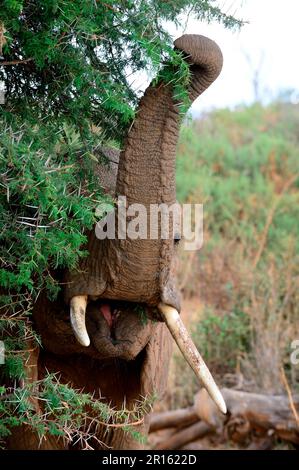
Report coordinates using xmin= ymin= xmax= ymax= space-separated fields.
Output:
xmin=174 ymin=233 xmax=181 ymax=245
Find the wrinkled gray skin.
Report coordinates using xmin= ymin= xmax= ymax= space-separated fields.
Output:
xmin=64 ymin=34 xmax=223 ymax=311
xmin=6 ymin=35 xmax=222 ymax=450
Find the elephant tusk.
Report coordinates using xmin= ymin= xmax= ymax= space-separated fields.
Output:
xmin=70 ymin=295 xmax=90 ymax=347
xmin=158 ymin=303 xmax=227 ymax=415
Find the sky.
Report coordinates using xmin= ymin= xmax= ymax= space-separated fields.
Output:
xmin=165 ymin=0 xmax=299 ymax=115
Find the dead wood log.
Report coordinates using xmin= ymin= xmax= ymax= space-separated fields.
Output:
xmin=149 ymin=406 xmax=198 ymax=433
xmin=154 ymin=421 xmax=212 ymax=450
xmin=181 ymin=442 xmax=206 ymax=450
xmin=195 ymin=388 xmax=299 ymax=444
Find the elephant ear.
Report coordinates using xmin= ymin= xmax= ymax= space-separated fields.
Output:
xmin=141 ymin=323 xmax=173 ymax=399
xmin=93 ymin=146 xmax=120 ymax=196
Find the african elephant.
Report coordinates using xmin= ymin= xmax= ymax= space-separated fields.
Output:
xmin=6 ymin=34 xmax=225 ymax=450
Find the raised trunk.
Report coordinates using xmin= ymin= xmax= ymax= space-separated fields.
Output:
xmin=64 ymin=35 xmax=222 ymax=312
xmin=108 ymin=35 xmax=223 ymax=306
xmin=117 ymin=34 xmax=223 ymax=206
xmin=104 ymin=83 xmax=179 ymax=306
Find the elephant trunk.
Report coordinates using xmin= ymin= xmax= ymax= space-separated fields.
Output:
xmin=64 ymin=35 xmax=223 ymax=305
xmin=175 ymin=34 xmax=223 ymax=103
xmin=117 ymin=35 xmax=223 ymax=204
xmin=66 ymin=35 xmax=226 ymax=414
xmin=107 ymin=35 xmax=223 ymax=306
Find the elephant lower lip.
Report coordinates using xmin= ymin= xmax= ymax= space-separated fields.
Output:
xmin=86 ymin=299 xmax=153 ymax=360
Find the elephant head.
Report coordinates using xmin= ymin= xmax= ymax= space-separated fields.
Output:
xmin=6 ymin=34 xmax=225 ymax=451
xmin=62 ymin=35 xmax=226 ymax=415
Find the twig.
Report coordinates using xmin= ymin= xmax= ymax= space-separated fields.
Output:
xmin=280 ymin=366 xmax=299 ymax=428
xmin=179 ymin=251 xmax=196 ymax=291
xmin=96 ymin=417 xmax=144 ymax=428
xmin=0 ymin=57 xmax=33 ymax=66
xmin=44 ymin=164 xmax=74 ymax=173
xmin=253 ymin=173 xmax=299 ymax=269
xmin=0 ymin=22 xmax=7 ymax=56
xmin=98 ymin=1 xmax=117 ymax=11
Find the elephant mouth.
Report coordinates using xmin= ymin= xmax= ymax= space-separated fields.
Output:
xmin=37 ymin=299 xmax=165 ymax=445
xmin=35 ymin=293 xmax=225 ymax=449
xmin=85 ymin=299 xmax=157 ymax=361
xmin=36 ymin=293 xmax=226 ymax=447
xmin=35 ymin=290 xmax=226 ymax=421
xmin=67 ymin=296 xmax=227 ymax=415
xmin=18 ymin=287 xmax=171 ymax=451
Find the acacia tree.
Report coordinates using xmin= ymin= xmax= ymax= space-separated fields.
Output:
xmin=0 ymin=0 xmax=242 ymax=446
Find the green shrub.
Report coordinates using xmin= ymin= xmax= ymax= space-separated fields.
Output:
xmin=177 ymin=103 xmax=299 ymax=261
xmin=173 ymin=102 xmax=299 ymax=402
xmin=192 ymin=307 xmax=250 ymax=372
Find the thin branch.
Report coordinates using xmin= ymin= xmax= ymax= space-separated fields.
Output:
xmin=45 ymin=164 xmax=74 ymax=174
xmin=280 ymin=366 xmax=299 ymax=428
xmin=95 ymin=417 xmax=144 ymax=428
xmin=0 ymin=57 xmax=33 ymax=66
xmin=253 ymin=173 xmax=299 ymax=269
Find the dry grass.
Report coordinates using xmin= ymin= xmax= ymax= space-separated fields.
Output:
xmin=167 ymin=234 xmax=299 ymax=411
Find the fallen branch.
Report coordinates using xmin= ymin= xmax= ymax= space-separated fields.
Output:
xmin=154 ymin=421 xmax=212 ymax=450
xmin=150 ymin=387 xmax=299 ymax=449
xmin=195 ymin=388 xmax=299 ymax=444
xmin=149 ymin=406 xmax=198 ymax=432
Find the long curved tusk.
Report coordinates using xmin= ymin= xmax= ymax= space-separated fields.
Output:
xmin=158 ymin=303 xmax=227 ymax=415
xmin=70 ymin=295 xmax=90 ymax=347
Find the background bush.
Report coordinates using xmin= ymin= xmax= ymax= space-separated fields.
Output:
xmin=169 ymin=101 xmax=299 ymax=408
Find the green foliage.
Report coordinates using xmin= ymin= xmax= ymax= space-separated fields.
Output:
xmin=0 ymin=0 xmax=242 ymax=141
xmin=174 ymin=102 xmax=299 ymax=402
xmin=177 ymin=102 xmax=299 ymax=261
xmin=0 ymin=372 xmax=156 ymax=448
xmin=0 ymin=0 xmax=242 ymax=448
xmin=0 ymin=121 xmax=105 ymax=293
xmin=134 ymin=304 xmax=148 ymax=325
xmin=192 ymin=307 xmax=250 ymax=370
